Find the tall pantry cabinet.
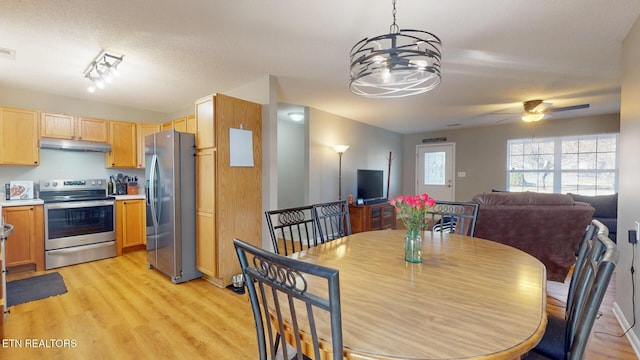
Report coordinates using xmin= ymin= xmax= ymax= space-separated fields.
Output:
xmin=195 ymin=94 xmax=262 ymax=287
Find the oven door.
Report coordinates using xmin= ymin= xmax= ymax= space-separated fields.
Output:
xmin=44 ymin=199 xmax=115 ymax=250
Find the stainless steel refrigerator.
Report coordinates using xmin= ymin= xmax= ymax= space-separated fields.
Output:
xmin=145 ymin=129 xmax=202 ymax=283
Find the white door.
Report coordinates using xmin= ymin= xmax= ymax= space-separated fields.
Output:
xmin=416 ymin=143 xmax=455 ymax=201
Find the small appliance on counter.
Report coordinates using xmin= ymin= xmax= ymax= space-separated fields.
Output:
xmin=109 ymin=174 xmax=140 ymax=195
xmin=6 ymin=181 xmax=34 ymax=200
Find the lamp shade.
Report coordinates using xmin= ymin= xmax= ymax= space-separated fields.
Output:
xmin=334 ymin=145 xmax=350 ymax=154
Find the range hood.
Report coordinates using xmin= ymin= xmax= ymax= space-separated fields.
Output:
xmin=40 ymin=138 xmax=112 ymax=152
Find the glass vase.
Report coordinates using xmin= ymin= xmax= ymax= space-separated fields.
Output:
xmin=404 ymin=229 xmax=422 ymax=263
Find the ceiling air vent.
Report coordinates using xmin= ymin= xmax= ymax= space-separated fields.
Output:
xmin=0 ymin=47 xmax=16 ymax=60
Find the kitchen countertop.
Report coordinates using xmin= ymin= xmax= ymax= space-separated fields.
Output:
xmin=110 ymin=195 xmax=146 ymax=200
xmin=1 ymin=199 xmax=45 ymax=207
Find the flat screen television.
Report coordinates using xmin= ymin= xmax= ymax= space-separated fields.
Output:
xmin=357 ymin=169 xmax=384 ymax=202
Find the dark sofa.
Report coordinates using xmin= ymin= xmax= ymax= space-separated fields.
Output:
xmin=567 ymin=193 xmax=617 ymax=242
xmin=472 ymin=191 xmax=595 ymax=282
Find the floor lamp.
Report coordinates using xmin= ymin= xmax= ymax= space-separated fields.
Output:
xmin=334 ymin=145 xmax=349 ymax=200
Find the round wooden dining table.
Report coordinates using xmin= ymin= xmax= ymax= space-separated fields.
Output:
xmin=288 ymin=229 xmax=548 ymax=360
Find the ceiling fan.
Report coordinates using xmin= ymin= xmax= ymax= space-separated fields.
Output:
xmin=521 ymin=99 xmax=590 ymax=122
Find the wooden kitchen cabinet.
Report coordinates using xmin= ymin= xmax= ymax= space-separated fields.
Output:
xmin=173 ymin=115 xmax=196 ymax=134
xmin=40 ymin=112 xmax=75 ymax=139
xmin=196 ymin=148 xmax=216 ymax=276
xmin=0 ymin=107 xmax=40 ymax=166
xmin=107 ymin=120 xmax=137 ymax=168
xmin=76 ymin=117 xmax=109 ymax=142
xmin=195 ymin=96 xmax=215 ymax=149
xmin=195 ymin=94 xmax=261 ymax=287
xmin=186 ymin=114 xmax=196 ymax=134
xmin=115 ymin=199 xmax=146 ymax=255
xmin=2 ymin=205 xmax=44 ymax=271
xmin=173 ymin=117 xmax=186 ymax=132
xmin=161 ymin=121 xmax=173 ymax=131
xmin=136 ymin=123 xmax=161 ymax=168
xmin=41 ymin=113 xmax=109 ymax=142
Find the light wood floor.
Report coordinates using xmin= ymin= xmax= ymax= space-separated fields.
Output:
xmin=2 ymin=250 xmax=637 ymax=359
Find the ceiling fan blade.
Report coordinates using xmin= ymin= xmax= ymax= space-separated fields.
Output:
xmin=544 ymin=104 xmax=590 ymax=113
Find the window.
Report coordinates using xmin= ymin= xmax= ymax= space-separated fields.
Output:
xmin=507 ymin=134 xmax=618 ymax=195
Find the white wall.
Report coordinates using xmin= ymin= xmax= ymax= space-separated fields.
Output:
xmin=0 ymin=149 xmax=144 ymax=196
xmin=618 ymin=14 xmax=640 ymax=351
xmin=307 ymin=108 xmax=403 ymax=204
xmin=403 ymin=114 xmax=620 ymax=201
xmin=277 ymin=118 xmax=305 ymax=208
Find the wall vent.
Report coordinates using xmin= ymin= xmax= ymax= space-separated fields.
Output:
xmin=0 ymin=47 xmax=16 ymax=60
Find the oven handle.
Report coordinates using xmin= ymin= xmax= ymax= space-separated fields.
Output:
xmin=46 ymin=240 xmax=115 ymax=254
xmin=149 ymin=154 xmax=159 ymax=228
xmin=45 ymin=200 xmax=115 ymax=210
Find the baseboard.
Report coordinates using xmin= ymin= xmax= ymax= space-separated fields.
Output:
xmin=613 ymin=301 xmax=640 ymax=357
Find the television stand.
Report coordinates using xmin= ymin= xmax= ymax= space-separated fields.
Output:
xmin=349 ymin=202 xmax=396 ymax=234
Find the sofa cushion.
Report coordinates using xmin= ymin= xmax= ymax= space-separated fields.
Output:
xmin=473 ymin=191 xmax=575 ymax=206
xmin=567 ymin=193 xmax=617 ymax=218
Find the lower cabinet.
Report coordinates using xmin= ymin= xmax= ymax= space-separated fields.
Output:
xmin=349 ymin=203 xmax=397 ymax=233
xmin=2 ymin=205 xmax=44 ymax=271
xmin=116 ymin=199 xmax=146 ymax=255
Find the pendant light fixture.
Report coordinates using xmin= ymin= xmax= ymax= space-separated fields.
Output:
xmin=349 ymin=0 xmax=442 ymax=98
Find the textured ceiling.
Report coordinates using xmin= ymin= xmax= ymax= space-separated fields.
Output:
xmin=1 ymin=1 xmax=639 ymax=134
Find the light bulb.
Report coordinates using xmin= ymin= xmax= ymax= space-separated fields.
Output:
xmin=104 ymin=73 xmax=112 ymax=83
xmin=96 ymin=79 xmax=105 ymax=89
xmin=87 ymin=85 xmax=96 ymax=93
xmin=111 ymin=66 xmax=120 ymax=77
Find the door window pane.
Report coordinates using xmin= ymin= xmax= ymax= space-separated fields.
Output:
xmin=424 ymin=151 xmax=445 ymax=185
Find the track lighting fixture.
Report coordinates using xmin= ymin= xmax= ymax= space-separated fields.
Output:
xmin=83 ymin=50 xmax=124 ymax=93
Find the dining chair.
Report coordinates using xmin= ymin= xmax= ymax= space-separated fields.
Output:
xmin=233 ymin=238 xmax=343 ymax=360
xmin=313 ymin=200 xmax=351 ymax=243
xmin=426 ymin=201 xmax=479 ymax=236
xmin=565 ymin=219 xmax=608 ymax=317
xmin=527 ymin=233 xmax=619 ymax=360
xmin=265 ymin=206 xmax=318 ymax=255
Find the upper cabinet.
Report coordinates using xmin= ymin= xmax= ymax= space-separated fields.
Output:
xmin=195 ymin=96 xmax=214 ymax=149
xmin=165 ymin=115 xmax=196 ymax=135
xmin=186 ymin=114 xmax=196 ymax=134
xmin=107 ymin=120 xmax=137 ymax=168
xmin=77 ymin=117 xmax=109 ymax=142
xmin=136 ymin=123 xmax=161 ymax=168
xmin=0 ymin=107 xmax=40 ymax=166
xmin=41 ymin=112 xmax=109 ymax=143
xmin=161 ymin=121 xmax=173 ymax=131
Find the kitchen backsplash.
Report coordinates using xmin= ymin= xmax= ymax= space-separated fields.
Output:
xmin=1 ymin=149 xmax=145 ymax=198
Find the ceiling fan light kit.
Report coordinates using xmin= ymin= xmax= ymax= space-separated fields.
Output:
xmin=519 ymin=99 xmax=590 ymax=123
xmin=521 ymin=112 xmax=546 ymax=122
xmin=349 ymin=0 xmax=442 ymax=98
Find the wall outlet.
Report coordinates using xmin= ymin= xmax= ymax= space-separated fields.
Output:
xmin=629 ymin=230 xmax=638 ymax=244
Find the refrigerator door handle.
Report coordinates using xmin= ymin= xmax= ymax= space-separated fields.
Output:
xmin=149 ymin=154 xmax=160 ymax=228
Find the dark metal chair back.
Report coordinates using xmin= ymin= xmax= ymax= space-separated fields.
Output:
xmin=566 ymin=219 xmax=608 ymax=316
xmin=234 ymin=238 xmax=343 ymax=360
xmin=563 ymin=234 xmax=618 ymax=359
xmin=313 ymin=200 xmax=351 ymax=243
xmin=531 ymin=233 xmax=619 ymax=360
xmin=265 ymin=206 xmax=318 ymax=255
xmin=426 ymin=201 xmax=479 ymax=236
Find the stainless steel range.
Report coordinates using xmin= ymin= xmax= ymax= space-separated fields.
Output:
xmin=40 ymin=179 xmax=116 ymax=270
